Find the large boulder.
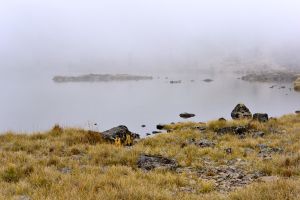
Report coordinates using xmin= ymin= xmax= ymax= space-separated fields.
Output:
xmin=253 ymin=113 xmax=269 ymax=122
xmin=231 ymin=104 xmax=252 ymax=119
xmin=137 ymin=154 xmax=178 ymax=171
xmin=101 ymin=125 xmax=139 ymax=145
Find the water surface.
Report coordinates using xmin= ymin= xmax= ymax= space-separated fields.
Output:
xmin=0 ymin=71 xmax=299 ymax=136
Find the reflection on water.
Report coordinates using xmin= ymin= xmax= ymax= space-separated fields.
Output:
xmin=0 ymin=72 xmax=299 ymax=136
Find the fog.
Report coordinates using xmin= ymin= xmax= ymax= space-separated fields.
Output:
xmin=1 ymin=0 xmax=300 ymax=75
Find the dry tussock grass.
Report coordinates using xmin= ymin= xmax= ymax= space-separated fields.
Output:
xmin=0 ymin=114 xmax=299 ymax=199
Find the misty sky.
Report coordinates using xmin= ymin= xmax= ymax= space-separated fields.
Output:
xmin=0 ymin=0 xmax=300 ymax=73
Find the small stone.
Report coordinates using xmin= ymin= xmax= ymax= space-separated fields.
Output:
xmin=252 ymin=131 xmax=265 ymax=138
xmin=225 ymin=148 xmax=233 ymax=154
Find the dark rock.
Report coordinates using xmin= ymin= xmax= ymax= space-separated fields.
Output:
xmin=141 ymin=125 xmax=146 ymax=128
xmin=152 ymin=131 xmax=161 ymax=134
xmin=156 ymin=124 xmax=166 ymax=130
xmin=101 ymin=125 xmax=139 ymax=144
xmin=146 ymin=133 xmax=151 ymax=136
xmin=253 ymin=113 xmax=269 ymax=122
xmin=170 ymin=80 xmax=182 ymax=84
xmin=203 ymin=79 xmax=213 ymax=82
xmin=137 ymin=154 xmax=178 ymax=170
xmin=179 ymin=113 xmax=196 ymax=119
xmin=295 ymin=111 xmax=300 ymax=114
xmin=231 ymin=104 xmax=252 ymax=119
xmin=218 ymin=117 xmax=226 ymax=122
xmin=197 ymin=139 xmax=215 ymax=148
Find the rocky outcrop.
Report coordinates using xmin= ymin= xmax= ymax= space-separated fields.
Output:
xmin=53 ymin=74 xmax=153 ymax=83
xmin=253 ymin=113 xmax=269 ymax=122
xmin=231 ymin=104 xmax=252 ymax=119
xmin=100 ymin=125 xmax=139 ymax=145
xmin=179 ymin=113 xmax=196 ymax=119
xmin=137 ymin=155 xmax=178 ymax=170
xmin=241 ymin=71 xmax=297 ymax=83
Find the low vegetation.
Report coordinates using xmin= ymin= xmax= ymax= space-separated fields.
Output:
xmin=0 ymin=114 xmax=300 ymax=199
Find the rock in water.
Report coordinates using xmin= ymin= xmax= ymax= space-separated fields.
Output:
xmin=156 ymin=124 xmax=165 ymax=130
xmin=179 ymin=113 xmax=196 ymax=119
xmin=101 ymin=125 xmax=139 ymax=145
xmin=231 ymin=104 xmax=252 ymax=119
xmin=294 ymin=77 xmax=300 ymax=91
xmin=253 ymin=113 xmax=269 ymax=122
xmin=137 ymin=154 xmax=178 ymax=170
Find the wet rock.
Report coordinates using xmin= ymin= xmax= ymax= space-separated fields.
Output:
xmin=170 ymin=80 xmax=182 ymax=84
xmin=197 ymin=139 xmax=215 ymax=148
xmin=231 ymin=104 xmax=252 ymax=119
xmin=101 ymin=125 xmax=139 ymax=144
xmin=156 ymin=124 xmax=166 ymax=130
xmin=152 ymin=131 xmax=161 ymax=134
xmin=253 ymin=113 xmax=269 ymax=122
xmin=179 ymin=113 xmax=196 ymax=119
xmin=137 ymin=154 xmax=178 ymax=170
xmin=141 ymin=125 xmax=146 ymax=128
xmin=203 ymin=78 xmax=213 ymax=82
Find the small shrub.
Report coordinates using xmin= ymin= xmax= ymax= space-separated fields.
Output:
xmin=1 ymin=167 xmax=22 ymax=183
xmin=51 ymin=124 xmax=63 ymax=136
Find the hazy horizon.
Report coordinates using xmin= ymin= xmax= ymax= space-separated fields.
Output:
xmin=0 ymin=0 xmax=300 ymax=75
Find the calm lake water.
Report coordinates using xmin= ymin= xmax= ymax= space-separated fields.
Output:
xmin=0 ymin=71 xmax=299 ymax=136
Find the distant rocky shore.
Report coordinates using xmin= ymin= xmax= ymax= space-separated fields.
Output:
xmin=240 ymin=71 xmax=298 ymax=83
xmin=53 ymin=74 xmax=153 ymax=83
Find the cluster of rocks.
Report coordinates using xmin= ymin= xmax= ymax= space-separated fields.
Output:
xmin=137 ymin=154 xmax=178 ymax=171
xmin=197 ymin=163 xmax=264 ymax=192
xmin=231 ymin=103 xmax=269 ymax=122
xmin=256 ymin=144 xmax=284 ymax=158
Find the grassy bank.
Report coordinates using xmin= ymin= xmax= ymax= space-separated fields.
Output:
xmin=0 ymin=114 xmax=300 ymax=200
